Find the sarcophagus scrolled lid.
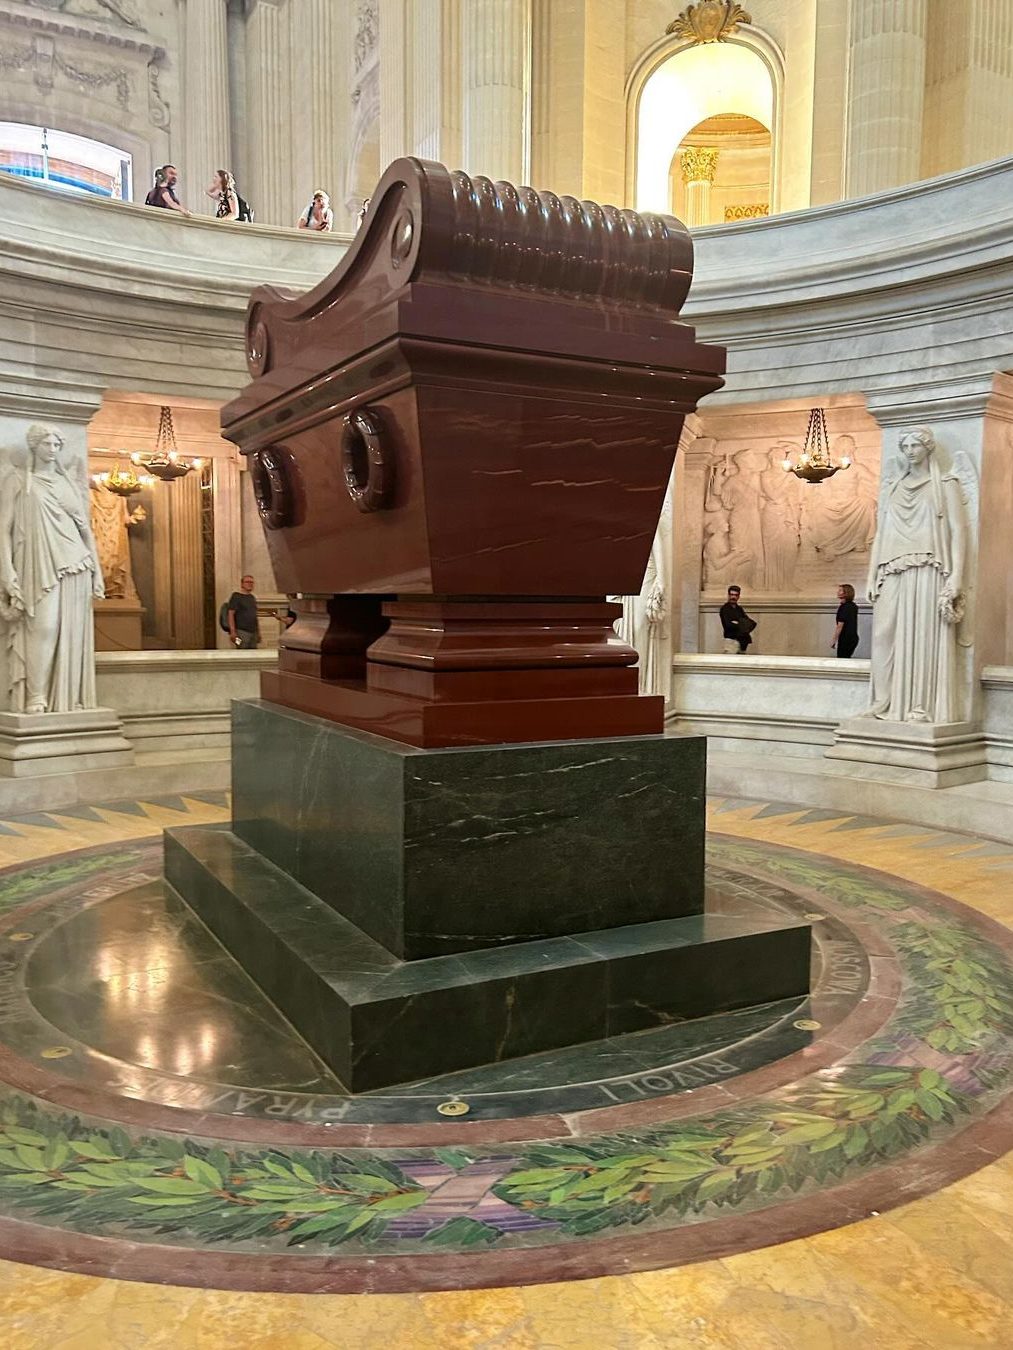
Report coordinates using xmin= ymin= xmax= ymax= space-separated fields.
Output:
xmin=221 ymin=159 xmax=725 ymax=746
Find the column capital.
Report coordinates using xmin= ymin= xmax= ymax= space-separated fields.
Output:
xmin=680 ymin=147 xmax=719 ymax=185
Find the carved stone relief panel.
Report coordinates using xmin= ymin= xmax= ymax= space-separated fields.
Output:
xmin=700 ymin=410 xmax=881 ymax=596
xmin=0 ymin=31 xmax=133 ymax=110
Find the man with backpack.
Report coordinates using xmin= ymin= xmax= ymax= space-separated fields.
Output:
xmin=221 ymin=575 xmax=260 ymax=648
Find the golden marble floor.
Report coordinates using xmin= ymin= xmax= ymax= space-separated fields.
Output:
xmin=0 ymin=794 xmax=1011 ymax=1349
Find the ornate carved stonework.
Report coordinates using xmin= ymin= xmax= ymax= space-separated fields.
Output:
xmin=354 ymin=0 xmax=378 ymax=73
xmin=0 ymin=31 xmax=131 ymax=107
xmin=147 ymin=59 xmax=169 ymax=129
xmin=666 ymin=2 xmax=751 ymax=43
xmin=701 ymin=438 xmax=879 ymax=594
xmin=680 ymin=147 xmax=719 ymax=185
xmin=725 ymin=202 xmax=769 ymax=220
xmin=21 ymin=0 xmax=141 ymax=28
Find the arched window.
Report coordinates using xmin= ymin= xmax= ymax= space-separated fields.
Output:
xmin=628 ymin=34 xmax=782 ymax=225
xmin=0 ymin=123 xmax=131 ymax=200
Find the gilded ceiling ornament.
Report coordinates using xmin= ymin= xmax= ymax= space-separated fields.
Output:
xmin=666 ymin=2 xmax=752 ymax=43
xmin=680 ymin=147 xmax=719 ymax=185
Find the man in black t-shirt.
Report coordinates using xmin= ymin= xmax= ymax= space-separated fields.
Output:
xmin=144 ymin=164 xmax=190 ymax=216
xmin=719 ymin=585 xmax=755 ymax=654
xmin=227 ymin=575 xmax=260 ymax=649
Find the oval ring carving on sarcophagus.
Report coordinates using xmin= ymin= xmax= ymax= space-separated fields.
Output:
xmin=342 ymin=408 xmax=393 ymax=513
xmin=250 ymin=447 xmax=294 ymax=529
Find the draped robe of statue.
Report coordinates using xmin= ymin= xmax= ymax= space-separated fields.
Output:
xmin=89 ymin=482 xmax=139 ymax=600
xmin=0 ymin=454 xmax=103 ymax=714
xmin=867 ymin=452 xmax=965 ymax=724
xmin=615 ymin=494 xmax=672 ymax=699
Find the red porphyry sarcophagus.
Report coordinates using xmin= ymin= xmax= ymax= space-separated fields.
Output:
xmin=221 ymin=158 xmax=725 ymax=747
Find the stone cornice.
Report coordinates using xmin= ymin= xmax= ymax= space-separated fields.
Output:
xmin=698 ymin=596 xmax=873 ymax=613
xmin=0 ymin=375 xmax=103 ymax=422
xmin=671 ymin=654 xmax=871 ymax=681
xmin=687 ymin=156 xmax=1013 ymax=322
xmin=96 ymin=651 xmax=278 ymax=674
xmin=0 ymin=3 xmax=165 ymax=61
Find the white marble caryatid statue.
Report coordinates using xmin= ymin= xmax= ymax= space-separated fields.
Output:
xmin=0 ymin=425 xmax=105 ymax=714
xmin=866 ymin=427 xmax=970 ymax=724
xmin=616 ymin=490 xmax=673 ymax=698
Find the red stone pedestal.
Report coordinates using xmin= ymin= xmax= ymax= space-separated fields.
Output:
xmin=266 ymin=596 xmax=661 ymax=747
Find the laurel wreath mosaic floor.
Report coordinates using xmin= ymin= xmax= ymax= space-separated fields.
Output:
xmin=0 ymin=790 xmax=1010 ymax=1347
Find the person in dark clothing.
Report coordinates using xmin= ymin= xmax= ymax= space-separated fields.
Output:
xmin=832 ymin=582 xmax=860 ymax=658
xmin=144 ymin=164 xmax=189 ymax=215
xmin=227 ymin=575 xmax=260 ymax=649
xmin=719 ymin=585 xmax=755 ymax=654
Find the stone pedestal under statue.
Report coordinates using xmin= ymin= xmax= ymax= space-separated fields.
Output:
xmin=93 ymin=598 xmax=145 ymax=652
xmin=0 ymin=708 xmax=132 ymax=779
xmin=168 ymin=158 xmax=811 ymax=1090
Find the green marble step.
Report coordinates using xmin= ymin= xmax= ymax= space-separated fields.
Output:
xmin=166 ymin=825 xmax=811 ymax=1093
xmin=230 ymin=701 xmax=707 ymax=960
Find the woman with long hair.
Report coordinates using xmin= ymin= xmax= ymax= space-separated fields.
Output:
xmin=205 ymin=168 xmax=239 ymax=220
xmin=0 ymin=425 xmax=104 ymax=713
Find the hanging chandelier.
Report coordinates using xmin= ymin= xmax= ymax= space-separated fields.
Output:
xmin=92 ymin=458 xmax=155 ymax=498
xmin=130 ymin=406 xmax=203 ymax=482
xmin=781 ymin=408 xmax=851 ymax=485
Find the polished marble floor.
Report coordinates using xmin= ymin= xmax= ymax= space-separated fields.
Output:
xmin=0 ymin=791 xmax=1010 ymax=1346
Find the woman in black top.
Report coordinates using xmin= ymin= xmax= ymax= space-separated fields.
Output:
xmin=832 ymin=583 xmax=860 ymax=658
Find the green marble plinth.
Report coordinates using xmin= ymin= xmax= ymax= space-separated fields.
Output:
xmin=231 ymin=701 xmax=706 ymax=960
xmin=165 ymin=825 xmax=811 ymax=1093
xmin=165 ymin=701 xmax=810 ymax=1091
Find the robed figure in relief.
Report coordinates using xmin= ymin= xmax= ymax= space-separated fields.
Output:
xmin=866 ymin=428 xmax=969 ymax=724
xmin=0 ymin=425 xmax=104 ymax=714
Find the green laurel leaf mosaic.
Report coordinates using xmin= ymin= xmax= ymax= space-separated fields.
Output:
xmin=0 ymin=836 xmax=1008 ymax=1255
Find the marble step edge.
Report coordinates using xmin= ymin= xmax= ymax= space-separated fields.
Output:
xmin=165 ymin=824 xmax=810 ymax=1002
xmin=164 ymin=825 xmax=811 ymax=1092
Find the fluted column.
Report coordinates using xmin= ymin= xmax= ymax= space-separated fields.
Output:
xmin=184 ymin=0 xmax=230 ymax=215
xmin=289 ymin=0 xmax=344 ymax=210
xmin=845 ymin=0 xmax=928 ymax=198
xmin=409 ymin=0 xmax=462 ymax=163
xmin=246 ymin=0 xmax=292 ymax=226
xmin=680 ymin=148 xmax=718 ymax=228
xmin=923 ymin=0 xmax=1013 ymax=177
xmin=380 ymin=0 xmax=462 ymax=167
xmin=379 ymin=0 xmax=408 ymax=166
xmin=462 ymin=0 xmax=531 ymax=183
